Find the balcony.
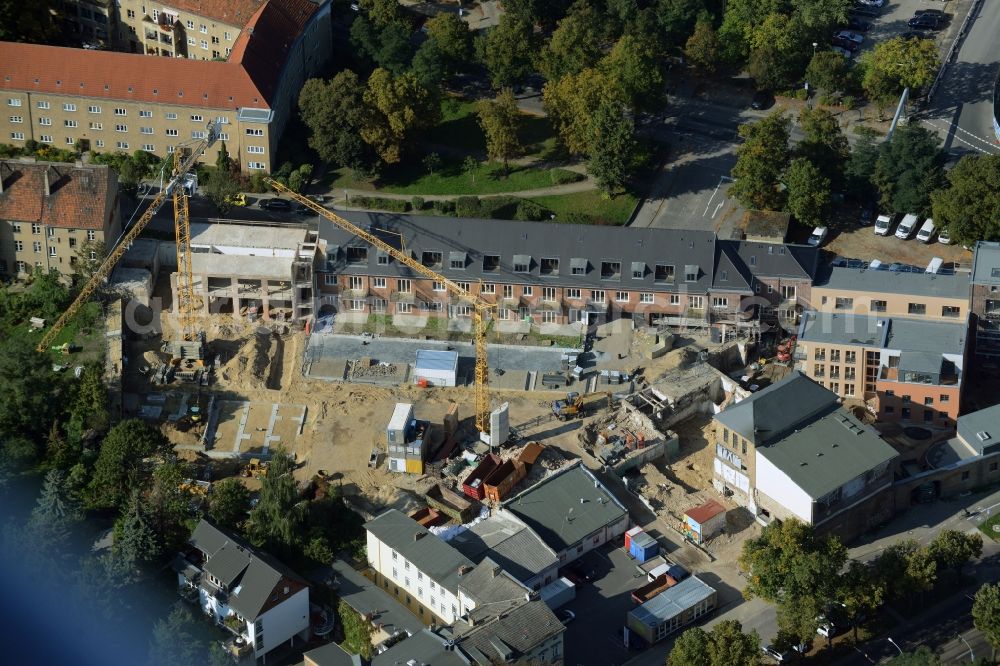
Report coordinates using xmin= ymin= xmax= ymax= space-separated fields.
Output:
xmin=144 ymin=30 xmax=158 ymax=40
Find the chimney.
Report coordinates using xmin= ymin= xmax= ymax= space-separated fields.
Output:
xmin=458 ymin=565 xmax=472 ymax=576
xmin=43 ymin=167 xmax=51 ymax=196
xmin=492 ymin=564 xmax=502 ymax=578
xmin=414 ymin=532 xmax=426 ymax=541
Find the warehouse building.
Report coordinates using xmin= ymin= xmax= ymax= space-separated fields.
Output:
xmin=626 ymin=576 xmax=717 ymax=645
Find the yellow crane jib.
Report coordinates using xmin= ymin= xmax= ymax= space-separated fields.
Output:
xmin=35 ymin=121 xmax=220 ymax=353
xmin=263 ymin=177 xmax=497 ymax=434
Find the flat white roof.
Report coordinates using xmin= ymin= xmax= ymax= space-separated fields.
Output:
xmin=388 ymin=403 xmax=413 ymax=431
xmin=190 ymin=222 xmax=308 ymax=251
xmin=415 ymin=349 xmax=459 ymax=372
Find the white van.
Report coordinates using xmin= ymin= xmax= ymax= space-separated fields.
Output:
xmin=874 ymin=214 xmax=894 ymax=235
xmin=895 ymin=213 xmax=919 ymax=239
xmin=916 ymin=218 xmax=936 ymax=242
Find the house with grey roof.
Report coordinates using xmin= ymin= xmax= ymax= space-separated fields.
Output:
xmin=923 ymin=404 xmax=1000 ymax=497
xmin=970 ymin=241 xmax=1000 ymax=359
xmin=713 ymin=373 xmax=898 ymax=539
xmin=626 ymin=575 xmax=717 ymax=645
xmin=372 ymin=628 xmax=470 ymax=666
xmin=450 ymin=512 xmax=559 ymax=590
xmin=498 ymin=461 xmax=629 ymax=565
xmin=174 ymin=520 xmax=309 ymax=661
xmin=315 ymin=212 xmax=817 ymax=333
xmin=448 ymin=597 xmax=566 ymax=664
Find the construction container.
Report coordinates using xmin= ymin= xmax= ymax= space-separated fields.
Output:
xmin=413 ymin=349 xmax=458 ymax=387
xmin=630 ymin=532 xmax=659 ymax=563
xmin=624 ymin=526 xmax=643 ymax=552
xmin=462 ymin=453 xmax=501 ymax=500
xmin=631 ymin=573 xmax=678 ymax=604
xmin=540 ymin=577 xmax=576 ymax=610
xmin=387 ymin=403 xmax=414 ymax=444
xmin=482 ymin=459 xmax=527 ymax=503
xmin=426 ymin=483 xmax=479 ymax=523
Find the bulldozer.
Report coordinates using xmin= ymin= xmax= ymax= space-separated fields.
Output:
xmin=552 ymin=391 xmax=615 ymax=421
xmin=243 ymin=458 xmax=269 ymax=479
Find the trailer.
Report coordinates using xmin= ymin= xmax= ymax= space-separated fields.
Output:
xmin=631 ymin=573 xmax=678 ymax=604
xmin=462 ymin=453 xmax=501 ymax=500
xmin=482 ymin=459 xmax=527 ymax=503
xmin=426 ymin=483 xmax=479 ymax=523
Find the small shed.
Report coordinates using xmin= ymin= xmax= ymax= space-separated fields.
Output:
xmin=540 ymin=576 xmax=576 ymax=610
xmin=630 ymin=531 xmax=659 ymax=563
xmin=683 ymin=499 xmax=727 ymax=544
xmin=624 ymin=526 xmax=643 ymax=552
xmin=413 ymin=349 xmax=458 ymax=387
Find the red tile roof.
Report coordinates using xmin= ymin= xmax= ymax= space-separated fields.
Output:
xmin=685 ymin=499 xmax=726 ymax=525
xmin=168 ymin=0 xmax=267 ymax=26
xmin=0 ymin=160 xmax=117 ymax=230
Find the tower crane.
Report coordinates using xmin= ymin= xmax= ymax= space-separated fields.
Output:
xmin=264 ymin=178 xmax=497 ymax=435
xmin=36 ymin=122 xmax=218 ymax=353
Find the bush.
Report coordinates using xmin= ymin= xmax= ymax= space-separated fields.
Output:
xmin=432 ymin=199 xmax=456 ymax=215
xmin=249 ymin=173 xmax=268 ymax=193
xmin=842 ymin=95 xmax=857 ymax=110
xmin=454 ymin=196 xmax=482 ymax=217
xmin=515 ymin=199 xmax=548 ymax=221
xmin=794 ymin=88 xmax=809 ymax=100
xmin=549 ymin=168 xmax=583 ymax=185
xmin=350 ymin=196 xmax=409 ymax=213
xmin=411 ymin=196 xmax=426 ymax=211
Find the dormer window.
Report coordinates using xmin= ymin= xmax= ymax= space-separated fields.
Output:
xmin=513 ymin=255 xmax=531 ymax=273
xmin=540 ymin=257 xmax=559 ymax=275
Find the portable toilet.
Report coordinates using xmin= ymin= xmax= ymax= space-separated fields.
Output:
xmin=625 ymin=526 xmax=643 ymax=552
xmin=631 ymin=532 xmax=659 ymax=563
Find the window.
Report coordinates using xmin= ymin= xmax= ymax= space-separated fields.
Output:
xmin=522 ymin=286 xmax=532 ymax=296
xmin=165 ymin=112 xmax=177 ymax=120
xmin=845 ymin=367 xmax=856 ymax=380
xmin=114 ymin=108 xmax=126 ymax=116
xmin=942 ymin=306 xmax=961 ymax=318
xmin=640 ymin=292 xmax=654 ymax=304
xmin=502 ymin=285 xmax=513 ymax=299
xmin=141 ymin=144 xmax=154 ymax=152
xmin=115 ymin=124 xmax=127 ymax=132
xmin=138 ymin=110 xmax=152 ymax=118
xmin=247 ymin=162 xmax=265 ymax=170
xmin=601 ymin=260 xmax=622 ymax=280
xmin=651 ymin=264 xmax=676 ymax=284
xmin=845 ymin=351 xmax=856 ymax=364
xmin=830 ymin=382 xmax=840 ymax=394
xmin=685 ymin=265 xmax=698 ymax=282
xmin=211 ymin=35 xmax=220 ymax=44
xmin=187 ymin=37 xmax=196 ymax=46
xmin=542 ymin=311 xmax=558 ymax=324
xmin=10 ymin=132 xmax=24 ymax=140
xmin=95 ymin=139 xmax=104 ymax=148
xmin=65 ymin=137 xmax=75 ymax=145
xmin=200 ymin=24 xmax=208 ymax=33
xmin=712 ymin=297 xmax=728 ymax=309
xmin=247 ymin=146 xmax=264 ymax=153
xmin=397 ymin=279 xmax=411 ymax=292
xmin=540 ymin=257 xmax=559 ymax=275
xmin=89 ymin=122 xmax=103 ymax=130
xmin=450 ymin=255 xmax=466 ymax=270
xmin=835 ymin=297 xmax=853 ymax=310
xmin=814 ymin=363 xmax=825 ymax=377
xmin=36 ymin=100 xmax=49 ymax=109
xmin=85 ymin=105 xmax=101 ymax=114
xmin=670 ymin=294 xmax=680 ymax=305
xmin=14 ymin=241 xmax=22 ymax=251
xmin=432 ymin=281 xmax=446 ymax=292
xmin=246 ymin=128 xmax=264 ymax=136
xmin=48 ymin=246 xmax=57 ymax=257
xmin=923 ymin=396 xmax=933 ymax=406
xmin=186 ymin=20 xmax=194 ymax=28
xmin=38 ymin=117 xmax=52 ymax=126
xmin=940 ymin=394 xmax=949 ymax=403
xmin=191 ymin=131 xmax=206 ymax=139
xmin=349 ymin=299 xmax=365 ymax=311
xmin=373 ymin=277 xmax=386 ymax=289
xmin=591 ymin=290 xmax=605 ymax=303
xmin=323 ymin=274 xmax=337 ymax=286
xmin=902 ymin=395 xmax=911 ymax=403
xmin=907 ymin=303 xmax=926 ymax=315
xmin=372 ymin=298 xmax=387 ymax=313
xmin=830 ymin=350 xmax=840 ymax=363
xmin=688 ymin=295 xmax=704 ymax=310
xmin=190 ymin=114 xmax=204 ymax=122
xmin=513 ymin=256 xmax=530 ymax=273
xmin=542 ymin=287 xmax=556 ymax=302
xmin=7 ymin=98 xmax=21 ymax=107
xmin=224 ymin=31 xmax=232 ymax=40
xmin=116 ymin=141 xmax=128 ymax=149
xmin=566 ymin=288 xmax=581 ymax=299
xmin=481 ymin=283 xmax=495 ymax=294
xmin=200 ymin=40 xmax=208 ymax=49
xmin=32 ymin=241 xmax=41 ymax=253
xmin=31 ymin=224 xmax=40 ymax=235
xmin=781 ymin=285 xmax=796 ymax=301
xmin=139 ymin=127 xmax=153 ymax=134
xmin=64 ymin=119 xmax=78 ymax=128
xmin=15 ymin=261 xmax=25 ymax=273
xmin=165 ymin=128 xmax=178 ymax=136
xmin=632 ymin=262 xmax=645 ymax=279
xmin=8 ymin=116 xmax=21 ymax=123
xmin=616 ymin=291 xmax=629 ymax=303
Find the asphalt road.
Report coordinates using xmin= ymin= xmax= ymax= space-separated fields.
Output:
xmin=921 ymin=0 xmax=1000 ymax=156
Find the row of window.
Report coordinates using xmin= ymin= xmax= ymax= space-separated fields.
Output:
xmin=883 ymin=389 xmax=951 ymax=405
xmin=812 ymin=349 xmax=858 ymax=363
xmin=8 ymin=225 xmax=97 ymax=240
xmin=128 ymin=9 xmax=232 ymax=39
xmin=813 ymin=364 xmax=858 ymax=380
xmin=828 ymin=296 xmax=962 ymax=318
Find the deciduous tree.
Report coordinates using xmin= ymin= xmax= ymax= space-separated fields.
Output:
xmin=601 ymin=33 xmax=664 ymax=111
xmin=477 ymin=89 xmax=522 ymax=174
xmin=928 ymin=529 xmax=982 ymax=574
xmin=706 ymin=620 xmax=762 ymax=666
xmin=740 ymin=518 xmax=847 ymax=604
xmin=930 ymin=153 xmax=1000 ymax=245
xmin=669 ymin=627 xmax=710 ymax=666
xmin=425 ymin=13 xmax=472 ymax=72
xmin=543 ymin=68 xmax=627 ymax=156
xmin=481 ymin=15 xmax=539 ymax=89
xmin=244 ymin=448 xmax=306 ymax=558
xmin=806 ymin=51 xmax=851 ymax=93
xmin=299 ymin=72 xmax=369 ymax=172
xmin=839 ymin=560 xmax=886 ymax=642
xmin=797 ymin=107 xmax=849 ymax=185
xmin=539 ymin=3 xmax=604 ymax=81
xmin=785 ymin=157 xmax=831 ymax=227
xmin=587 ymin=102 xmax=637 ymax=196
xmin=360 ymin=68 xmax=440 ymax=164
xmin=973 ymin=583 xmax=1000 ymax=655
xmin=685 ymin=20 xmax=721 ymax=74
xmin=208 ymin=478 xmax=251 ymax=530
xmin=204 ymin=164 xmax=241 ymax=214
xmin=863 ymin=37 xmax=940 ymax=97
xmin=0 ymin=0 xmax=59 ymax=44
xmin=731 ymin=111 xmax=791 ymax=211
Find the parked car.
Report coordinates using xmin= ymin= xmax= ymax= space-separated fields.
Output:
xmin=762 ymin=645 xmax=790 ymax=663
xmin=846 ymin=17 xmax=871 ymax=31
xmin=224 ymin=192 xmax=246 ymax=207
xmin=859 ymin=202 xmax=875 ymax=226
xmin=851 ymin=5 xmax=881 ymax=17
xmin=751 ymin=90 xmax=774 ymax=110
xmin=835 ymin=30 xmax=865 ymax=44
xmin=816 ymin=616 xmax=840 ymax=638
xmin=895 ymin=213 xmax=919 ymax=239
xmin=938 ymin=227 xmax=952 ymax=245
xmin=901 ymin=30 xmax=931 ymax=40
xmin=914 ymin=9 xmax=946 ymax=18
xmin=856 ymin=0 xmax=885 ymax=6
xmin=257 ymin=198 xmax=291 ymax=211
xmin=832 ymin=37 xmax=860 ymax=52
xmin=831 ymin=46 xmax=855 ymax=58
xmin=807 ymin=226 xmax=828 ymax=247
xmin=908 ymin=14 xmax=942 ymax=29
xmin=558 ymin=610 xmax=576 ymax=626
xmin=916 ymin=218 xmax=936 ymax=242
xmin=874 ymin=214 xmax=894 ymax=235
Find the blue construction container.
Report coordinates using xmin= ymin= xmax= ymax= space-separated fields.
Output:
xmin=630 ymin=532 xmax=659 ymax=563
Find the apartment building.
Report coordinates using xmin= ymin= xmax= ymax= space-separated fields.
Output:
xmin=115 ymin=0 xmax=265 ymax=58
xmin=0 ymin=0 xmax=330 ymax=172
xmin=317 ymin=212 xmax=819 ymax=332
xmin=970 ymin=242 xmax=1000 ymax=360
xmin=61 ymin=0 xmax=117 ymax=47
xmin=713 ymin=372 xmax=898 ymax=541
xmin=0 ymin=158 xmax=119 ymax=281
xmin=795 ymin=263 xmax=970 ymax=427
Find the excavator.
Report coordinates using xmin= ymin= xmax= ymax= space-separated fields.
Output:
xmin=551 ymin=391 xmax=613 ymax=420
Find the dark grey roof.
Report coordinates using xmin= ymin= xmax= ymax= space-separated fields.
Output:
xmin=814 ymin=264 xmax=969 ymax=299
xmin=319 ymin=212 xmax=814 ymax=293
xmin=757 ymin=409 xmax=898 ymax=499
xmin=712 ymin=242 xmax=754 ymax=294
xmin=455 ymin=600 xmax=564 ymax=662
xmin=898 ymin=350 xmax=944 ymax=375
xmin=364 ymin=509 xmax=474 ymax=595
xmin=190 ymin=520 xmax=305 ymax=621
xmin=303 ymin=641 xmax=362 ymax=666
xmin=500 ymin=463 xmax=628 ymax=553
xmin=450 ymin=514 xmax=558 ymax=584
xmin=459 ymin=559 xmax=531 ymax=623
xmin=714 ymin=372 xmax=839 ymax=445
xmin=957 ymin=404 xmax=1000 ymax=456
xmin=797 ymin=311 xmax=888 ymax=347
xmin=330 ymin=559 xmax=423 ymax=638
xmin=628 ymin=576 xmax=717 ymax=626
xmin=885 ymin=316 xmax=967 ymax=355
xmin=372 ymin=629 xmax=469 ymax=666
xmin=971 ymin=242 xmax=1000 ymax=285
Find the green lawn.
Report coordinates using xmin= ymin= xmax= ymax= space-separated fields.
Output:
xmin=522 ymin=190 xmax=639 ymax=225
xmin=979 ymin=513 xmax=1000 ymax=541
xmin=328 ymin=160 xmax=582 ymax=196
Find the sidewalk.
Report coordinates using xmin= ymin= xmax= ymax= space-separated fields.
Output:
xmin=332 ymin=175 xmax=600 ymax=204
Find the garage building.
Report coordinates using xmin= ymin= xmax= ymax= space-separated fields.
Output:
xmin=413 ymin=349 xmax=459 ymax=387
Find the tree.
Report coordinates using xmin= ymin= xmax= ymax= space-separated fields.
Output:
xmin=214 ymin=140 xmax=232 ymax=173
xmin=0 ymin=0 xmax=59 ymax=44
xmin=244 ymin=448 xmax=306 ymax=558
xmin=928 ymin=530 xmax=982 ymax=575
xmin=874 ymin=540 xmax=938 ymax=601
xmin=669 ymin=627 xmax=710 ymax=666
xmin=146 ymin=460 xmax=191 ymax=554
xmin=359 ymin=0 xmax=401 ymax=29
xmin=481 ymin=15 xmax=538 ymax=89
xmin=746 ymin=13 xmax=810 ymax=91
xmin=797 ymin=107 xmax=849 ymax=185
xmin=931 ymin=153 xmax=1000 ymax=245
xmin=373 ymin=21 xmax=414 ymax=75
xmin=204 ymin=164 xmax=241 ymax=214
xmin=87 ymin=419 xmax=168 ymax=510
xmin=840 ymin=560 xmax=886 ymax=642
xmin=740 ymin=518 xmax=847 ymax=604
xmin=601 ymin=33 xmax=664 ymax=111
xmin=360 ymin=69 xmax=440 ymax=164
xmin=873 ymin=123 xmax=946 ymax=215
xmin=886 ymin=646 xmax=942 ymax=666
xmin=844 ymin=126 xmax=880 ymax=199
xmin=731 ymin=111 xmax=791 ymax=211
xmin=72 ymin=239 xmax=108 ymax=285
xmin=863 ymin=37 xmax=940 ymax=98
xmin=543 ymin=68 xmax=627 ymax=156
xmin=477 ymin=89 xmax=522 ymax=174
xmin=706 ymin=620 xmax=761 ymax=666
xmin=113 ymin=489 xmax=161 ymax=573
xmin=685 ymin=20 xmax=721 ymax=74
xmin=0 ymin=334 xmax=64 ymax=447
xmin=147 ymin=604 xmax=209 ymax=666
xmin=338 ymin=599 xmax=374 ymax=659
xmin=299 ymin=72 xmax=369 ymax=172
xmin=30 ymin=469 xmax=81 ymax=534
xmin=209 ymin=478 xmax=251 ymax=530
xmin=785 ymin=157 xmax=831 ymax=226
xmin=411 ymin=40 xmax=447 ymax=91
xmin=422 ymin=152 xmax=442 ymax=175
xmin=64 ymin=363 xmax=108 ymax=454
xmin=973 ymin=583 xmax=1000 ymax=656
xmin=539 ymin=3 xmax=604 ymax=81
xmin=425 ymin=13 xmax=472 ymax=73
xmin=117 ymin=157 xmax=143 ymax=197
xmin=806 ymin=51 xmax=851 ymax=92
xmin=587 ymin=102 xmax=636 ymax=196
